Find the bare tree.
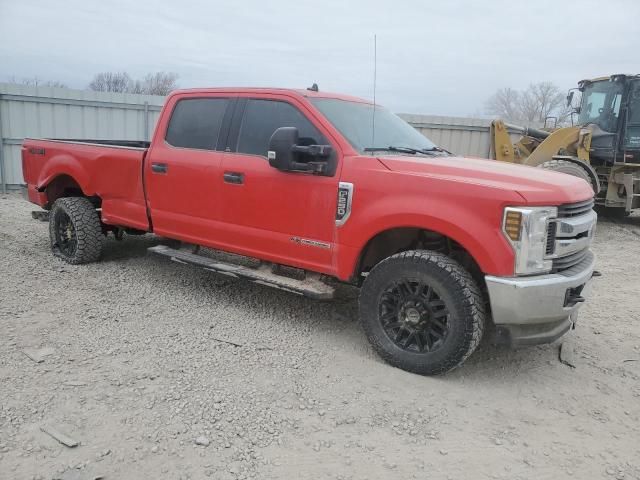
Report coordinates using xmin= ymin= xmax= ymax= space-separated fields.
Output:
xmin=88 ymin=72 xmax=134 ymax=93
xmin=485 ymin=82 xmax=572 ymax=127
xmin=485 ymin=87 xmax=521 ymax=123
xmin=88 ymin=71 xmax=178 ymax=95
xmin=139 ymin=72 xmax=179 ymax=95
xmin=520 ymin=82 xmax=572 ymax=126
xmin=7 ymin=76 xmax=68 ymax=88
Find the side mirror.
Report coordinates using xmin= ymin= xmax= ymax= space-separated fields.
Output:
xmin=566 ymin=90 xmax=574 ymax=107
xmin=268 ymin=127 xmax=333 ymax=174
xmin=268 ymin=127 xmax=298 ymax=170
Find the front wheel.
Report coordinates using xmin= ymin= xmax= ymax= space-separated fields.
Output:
xmin=49 ymin=197 xmax=105 ymax=264
xmin=359 ymin=250 xmax=485 ymax=375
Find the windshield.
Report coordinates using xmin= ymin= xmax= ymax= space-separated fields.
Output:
xmin=310 ymin=98 xmax=438 ymax=154
xmin=578 ymin=80 xmax=624 ymax=132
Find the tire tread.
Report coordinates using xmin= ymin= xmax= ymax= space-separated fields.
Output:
xmin=359 ymin=250 xmax=485 ymax=375
xmin=49 ymin=197 xmax=104 ymax=264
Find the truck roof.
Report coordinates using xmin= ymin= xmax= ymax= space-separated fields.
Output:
xmin=168 ymin=87 xmax=372 ymax=104
xmin=580 ymin=74 xmax=640 ymax=83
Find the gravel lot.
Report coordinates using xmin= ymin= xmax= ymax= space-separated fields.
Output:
xmin=1 ymin=192 xmax=639 ymax=480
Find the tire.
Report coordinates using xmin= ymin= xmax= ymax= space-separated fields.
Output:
xmin=49 ymin=197 xmax=104 ymax=264
xmin=359 ymin=250 xmax=485 ymax=375
xmin=539 ymin=159 xmax=596 ymax=192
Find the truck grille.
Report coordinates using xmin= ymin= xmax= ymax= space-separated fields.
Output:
xmin=556 ymin=251 xmax=594 ymax=277
xmin=557 ymin=198 xmax=595 ymax=217
xmin=547 ymin=198 xmax=596 ymax=274
xmin=551 ymin=249 xmax=590 ymax=273
xmin=545 ymin=223 xmax=556 ymax=255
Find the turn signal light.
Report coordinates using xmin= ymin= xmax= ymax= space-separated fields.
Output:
xmin=504 ymin=210 xmax=522 ymax=241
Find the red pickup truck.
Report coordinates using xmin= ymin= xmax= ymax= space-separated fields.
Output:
xmin=22 ymin=87 xmax=597 ymax=375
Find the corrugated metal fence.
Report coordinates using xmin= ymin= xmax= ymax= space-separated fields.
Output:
xmin=399 ymin=113 xmax=494 ymax=158
xmin=0 ymin=83 xmax=165 ymax=192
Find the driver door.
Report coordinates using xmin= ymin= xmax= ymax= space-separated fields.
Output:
xmin=217 ymin=96 xmax=340 ymax=274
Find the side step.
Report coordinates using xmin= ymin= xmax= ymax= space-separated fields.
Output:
xmin=148 ymin=245 xmax=335 ymax=300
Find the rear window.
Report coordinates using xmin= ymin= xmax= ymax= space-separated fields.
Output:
xmin=165 ymin=98 xmax=229 ymax=150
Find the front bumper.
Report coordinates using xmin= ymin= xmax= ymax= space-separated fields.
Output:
xmin=485 ymin=251 xmax=595 ymax=346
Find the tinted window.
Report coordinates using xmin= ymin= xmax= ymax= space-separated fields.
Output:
xmin=237 ymin=99 xmax=326 ymax=156
xmin=165 ymin=98 xmax=228 ymax=150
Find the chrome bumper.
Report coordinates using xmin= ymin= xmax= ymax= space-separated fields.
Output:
xmin=485 ymin=252 xmax=595 ymax=345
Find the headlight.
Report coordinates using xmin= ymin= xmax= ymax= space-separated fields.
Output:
xmin=502 ymin=206 xmax=557 ymax=275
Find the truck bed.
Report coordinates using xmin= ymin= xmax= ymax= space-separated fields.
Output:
xmin=22 ymin=138 xmax=151 ymax=231
xmin=42 ymin=139 xmax=151 ymax=149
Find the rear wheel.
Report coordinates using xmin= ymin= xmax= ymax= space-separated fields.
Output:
xmin=539 ymin=159 xmax=596 ymax=192
xmin=49 ymin=197 xmax=104 ymax=264
xmin=359 ymin=250 xmax=485 ymax=375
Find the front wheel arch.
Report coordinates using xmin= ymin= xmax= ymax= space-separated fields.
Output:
xmin=353 ymin=227 xmax=486 ymax=291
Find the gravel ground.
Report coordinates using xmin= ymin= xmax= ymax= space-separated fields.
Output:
xmin=1 ymin=192 xmax=639 ymax=480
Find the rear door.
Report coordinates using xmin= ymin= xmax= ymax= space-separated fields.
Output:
xmin=218 ymin=96 xmax=340 ymax=274
xmin=145 ymin=95 xmax=234 ymax=244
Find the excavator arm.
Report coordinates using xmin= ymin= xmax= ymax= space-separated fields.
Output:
xmin=489 ymin=120 xmax=600 ymax=193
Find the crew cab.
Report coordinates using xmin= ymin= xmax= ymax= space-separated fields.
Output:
xmin=21 ymin=87 xmax=597 ymax=375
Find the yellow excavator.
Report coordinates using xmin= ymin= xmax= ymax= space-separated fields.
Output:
xmin=490 ymin=74 xmax=640 ymax=215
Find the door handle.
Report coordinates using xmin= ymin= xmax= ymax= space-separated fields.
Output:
xmin=223 ymin=172 xmax=244 ymax=184
xmin=151 ymin=163 xmax=168 ymax=174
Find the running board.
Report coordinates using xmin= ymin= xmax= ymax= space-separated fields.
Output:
xmin=148 ymin=245 xmax=335 ymax=300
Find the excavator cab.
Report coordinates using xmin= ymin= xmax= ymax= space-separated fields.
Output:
xmin=576 ymin=75 xmax=640 ymax=166
xmin=574 ymin=75 xmax=640 ymax=214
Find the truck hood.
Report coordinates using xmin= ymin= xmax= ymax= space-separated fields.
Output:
xmin=377 ymin=155 xmax=593 ymax=204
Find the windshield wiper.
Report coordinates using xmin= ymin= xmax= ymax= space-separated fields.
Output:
xmin=364 ymin=146 xmax=423 ymax=154
xmin=364 ymin=146 xmax=448 ymax=155
xmin=419 ymin=146 xmax=451 ymax=155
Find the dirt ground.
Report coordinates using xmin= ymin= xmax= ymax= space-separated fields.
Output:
xmin=1 ymin=192 xmax=639 ymax=480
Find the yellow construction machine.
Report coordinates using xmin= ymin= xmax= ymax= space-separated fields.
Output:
xmin=490 ymin=74 xmax=640 ymax=215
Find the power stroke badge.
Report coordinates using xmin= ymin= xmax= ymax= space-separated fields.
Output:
xmin=336 ymin=182 xmax=354 ymax=226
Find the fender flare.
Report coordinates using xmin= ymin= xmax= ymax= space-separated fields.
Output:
xmin=36 ymin=152 xmax=92 ymax=195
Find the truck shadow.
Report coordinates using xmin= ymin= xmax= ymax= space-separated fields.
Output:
xmin=595 ymin=209 xmax=640 ymax=228
xmin=449 ymin=337 xmax=563 ymax=379
xmin=99 ymin=234 xmax=174 ymax=262
xmin=104 ymin=235 xmax=566 ymax=380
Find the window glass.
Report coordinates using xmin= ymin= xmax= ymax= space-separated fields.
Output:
xmin=237 ymin=99 xmax=326 ymax=156
xmin=624 ymin=82 xmax=640 ymax=148
xmin=310 ymin=98 xmax=437 ymax=153
xmin=628 ymin=81 xmax=640 ymax=124
xmin=578 ymin=81 xmax=624 ymax=133
xmin=165 ymin=98 xmax=228 ymax=150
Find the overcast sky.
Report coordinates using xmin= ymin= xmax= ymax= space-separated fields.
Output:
xmin=1 ymin=0 xmax=638 ymax=116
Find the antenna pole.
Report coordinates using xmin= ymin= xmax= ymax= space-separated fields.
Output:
xmin=372 ymin=34 xmax=377 ymax=147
